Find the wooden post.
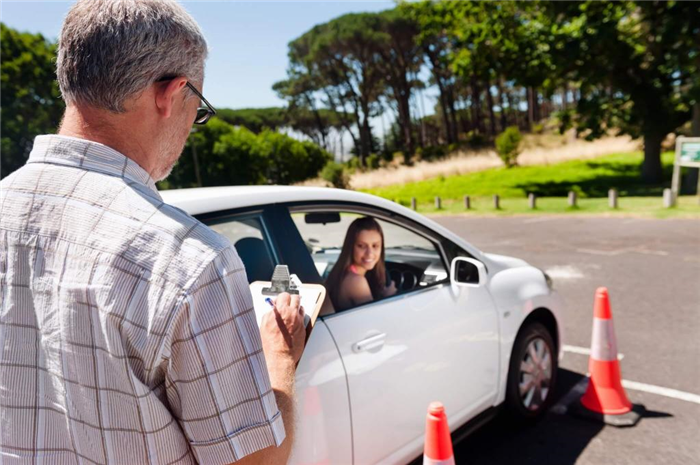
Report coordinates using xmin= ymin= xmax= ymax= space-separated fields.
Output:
xmin=608 ymin=188 xmax=618 ymax=209
xmin=435 ymin=196 xmax=441 ymax=210
xmin=568 ymin=191 xmax=578 ymax=207
xmin=411 ymin=197 xmax=417 ymax=210
xmin=493 ymin=194 xmax=500 ymax=210
xmin=528 ymin=193 xmax=536 ymax=209
xmin=663 ymin=188 xmax=675 ymax=208
xmin=464 ymin=195 xmax=471 ymax=210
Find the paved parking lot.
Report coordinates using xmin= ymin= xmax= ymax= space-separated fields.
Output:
xmin=433 ymin=216 xmax=700 ymax=465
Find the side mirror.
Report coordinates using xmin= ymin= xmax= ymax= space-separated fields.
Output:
xmin=450 ymin=257 xmax=486 ymax=288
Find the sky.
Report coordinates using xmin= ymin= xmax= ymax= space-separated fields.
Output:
xmin=1 ymin=0 xmax=395 ymax=110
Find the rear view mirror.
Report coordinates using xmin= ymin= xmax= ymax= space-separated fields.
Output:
xmin=450 ymin=257 xmax=486 ymax=288
xmin=305 ymin=212 xmax=341 ymax=225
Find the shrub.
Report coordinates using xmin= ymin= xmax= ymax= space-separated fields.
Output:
xmin=532 ymin=123 xmax=545 ymax=134
xmin=366 ymin=153 xmax=381 ymax=170
xmin=345 ymin=156 xmax=361 ymax=172
xmin=167 ymin=119 xmax=332 ymax=187
xmin=416 ymin=145 xmax=447 ymax=162
xmin=256 ymin=130 xmax=332 ymax=185
xmin=465 ymin=130 xmax=486 ymax=149
xmin=495 ymin=126 xmax=523 ymax=168
xmin=321 ymin=162 xmax=350 ymax=189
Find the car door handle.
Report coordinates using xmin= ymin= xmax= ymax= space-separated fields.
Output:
xmin=352 ymin=333 xmax=386 ymax=353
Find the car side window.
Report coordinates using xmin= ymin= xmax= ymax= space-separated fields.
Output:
xmin=207 ymin=214 xmax=277 ymax=283
xmin=291 ymin=211 xmax=449 ymax=311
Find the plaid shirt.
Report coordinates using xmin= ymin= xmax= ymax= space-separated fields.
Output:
xmin=0 ymin=135 xmax=285 ymax=464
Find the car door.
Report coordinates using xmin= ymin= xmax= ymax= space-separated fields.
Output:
xmin=291 ymin=206 xmax=500 ymax=464
xmin=198 ymin=207 xmax=354 ymax=464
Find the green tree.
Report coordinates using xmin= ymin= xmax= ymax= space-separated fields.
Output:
xmin=258 ymin=129 xmax=331 ymax=185
xmin=376 ymin=9 xmax=422 ymax=162
xmin=284 ymin=13 xmax=387 ymax=165
xmin=215 ymin=107 xmax=286 ymax=133
xmin=401 ymin=0 xmax=460 ymax=145
xmin=160 ymin=117 xmax=331 ymax=189
xmin=546 ymin=1 xmax=700 ymax=182
xmin=1 ymin=24 xmax=64 ymax=179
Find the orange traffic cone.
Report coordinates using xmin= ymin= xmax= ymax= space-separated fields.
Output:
xmin=423 ymin=402 xmax=455 ymax=465
xmin=573 ymin=287 xmax=644 ymax=426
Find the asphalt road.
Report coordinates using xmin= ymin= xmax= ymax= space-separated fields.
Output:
xmin=432 ymin=216 xmax=700 ymax=465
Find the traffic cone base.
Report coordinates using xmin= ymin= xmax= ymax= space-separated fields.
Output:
xmin=580 ymin=360 xmax=632 ymax=414
xmin=571 ymin=398 xmax=646 ymax=427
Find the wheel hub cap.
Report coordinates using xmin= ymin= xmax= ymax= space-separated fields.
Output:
xmin=519 ymin=337 xmax=552 ymax=411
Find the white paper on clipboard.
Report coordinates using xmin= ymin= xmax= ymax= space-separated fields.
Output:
xmin=249 ymin=279 xmax=326 ymax=334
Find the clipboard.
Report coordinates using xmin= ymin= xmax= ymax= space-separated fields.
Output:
xmin=249 ymin=280 xmax=326 ymax=342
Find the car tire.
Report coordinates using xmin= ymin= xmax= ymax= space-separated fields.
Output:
xmin=505 ymin=322 xmax=557 ymax=421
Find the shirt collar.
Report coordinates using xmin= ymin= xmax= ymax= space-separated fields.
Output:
xmin=27 ymin=135 xmax=161 ymax=200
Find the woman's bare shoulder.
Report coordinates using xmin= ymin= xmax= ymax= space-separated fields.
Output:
xmin=341 ymin=273 xmax=372 ymax=302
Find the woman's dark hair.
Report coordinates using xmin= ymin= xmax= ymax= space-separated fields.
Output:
xmin=325 ymin=217 xmax=387 ymax=310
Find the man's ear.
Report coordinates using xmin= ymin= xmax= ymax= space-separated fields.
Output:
xmin=154 ymin=77 xmax=187 ymax=119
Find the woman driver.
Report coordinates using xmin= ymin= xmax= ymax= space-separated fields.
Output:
xmin=325 ymin=217 xmax=397 ymax=311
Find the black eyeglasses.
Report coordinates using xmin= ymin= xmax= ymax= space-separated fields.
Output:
xmin=157 ymin=76 xmax=216 ymax=125
xmin=185 ymin=81 xmax=216 ymax=125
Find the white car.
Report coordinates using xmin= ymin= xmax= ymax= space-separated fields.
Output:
xmin=161 ymin=186 xmax=564 ymax=465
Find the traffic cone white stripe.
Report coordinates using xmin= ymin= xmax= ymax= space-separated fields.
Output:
xmin=591 ymin=318 xmax=618 ymax=362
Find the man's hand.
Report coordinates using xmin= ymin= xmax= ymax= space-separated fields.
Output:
xmin=235 ymin=293 xmax=305 ymax=465
xmin=260 ymin=292 xmax=305 ymax=367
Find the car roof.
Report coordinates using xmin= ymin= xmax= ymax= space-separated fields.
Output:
xmin=161 ymin=185 xmax=405 ymax=216
xmin=160 ymin=185 xmax=485 ymax=260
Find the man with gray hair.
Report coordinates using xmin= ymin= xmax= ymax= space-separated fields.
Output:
xmin=0 ymin=1 xmax=304 ymax=463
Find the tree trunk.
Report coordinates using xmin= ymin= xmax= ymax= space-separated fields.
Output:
xmin=435 ymin=77 xmax=454 ymax=144
xmin=471 ymin=77 xmax=483 ymax=133
xmin=398 ymin=93 xmax=414 ymax=163
xmin=360 ymin=110 xmax=372 ymax=166
xmin=527 ymin=87 xmax=535 ymax=129
xmin=446 ymin=85 xmax=459 ymax=143
xmin=304 ymin=93 xmax=327 ymax=150
xmin=641 ymin=132 xmax=664 ymax=183
xmin=486 ymin=80 xmax=497 ymax=136
xmin=324 ymin=89 xmax=359 ymax=154
xmin=497 ymin=78 xmax=508 ymax=131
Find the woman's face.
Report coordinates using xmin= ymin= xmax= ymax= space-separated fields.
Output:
xmin=352 ymin=229 xmax=382 ymax=272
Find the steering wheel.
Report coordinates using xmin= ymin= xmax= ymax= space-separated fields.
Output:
xmin=386 ymin=262 xmax=422 ymax=292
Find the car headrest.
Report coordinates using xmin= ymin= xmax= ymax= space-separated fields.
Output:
xmin=234 ymin=237 xmax=275 ymax=283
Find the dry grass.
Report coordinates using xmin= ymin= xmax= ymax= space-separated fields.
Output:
xmin=348 ymin=135 xmax=639 ymax=190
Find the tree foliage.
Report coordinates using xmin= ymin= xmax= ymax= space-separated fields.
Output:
xmin=215 ymin=107 xmax=286 ymax=133
xmin=159 ymin=117 xmax=332 ymax=189
xmin=278 ymin=0 xmax=698 ymax=182
xmin=1 ymin=23 xmax=64 ymax=178
xmin=545 ymin=0 xmax=700 ymax=182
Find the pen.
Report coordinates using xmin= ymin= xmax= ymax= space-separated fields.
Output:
xmin=265 ymin=297 xmax=274 ymax=307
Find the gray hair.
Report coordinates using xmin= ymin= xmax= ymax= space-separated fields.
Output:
xmin=57 ymin=0 xmax=208 ymax=112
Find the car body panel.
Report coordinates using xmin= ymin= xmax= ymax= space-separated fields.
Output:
xmin=289 ymin=320 xmax=353 ymax=465
xmin=323 ymin=280 xmax=499 ymax=464
xmin=160 ymin=186 xmax=565 ymax=464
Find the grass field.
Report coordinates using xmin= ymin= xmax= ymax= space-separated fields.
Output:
xmin=363 ymin=151 xmax=700 ymax=218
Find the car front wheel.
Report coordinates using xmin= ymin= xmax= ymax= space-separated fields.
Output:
xmin=505 ymin=322 xmax=557 ymax=421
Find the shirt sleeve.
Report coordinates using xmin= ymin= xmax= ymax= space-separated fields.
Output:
xmin=163 ymin=246 xmax=285 ymax=464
